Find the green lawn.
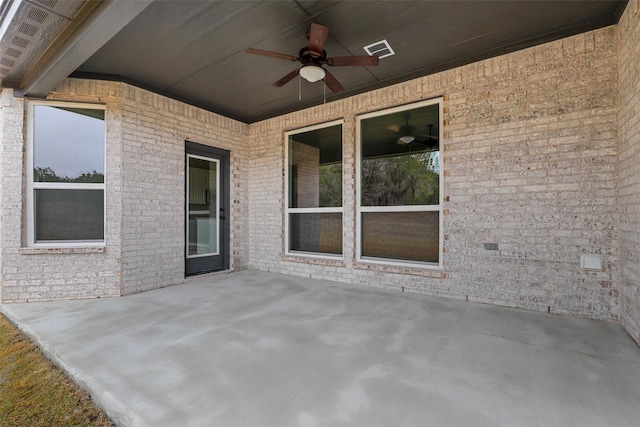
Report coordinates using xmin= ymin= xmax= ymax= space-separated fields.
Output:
xmin=0 ymin=313 xmax=114 ymax=427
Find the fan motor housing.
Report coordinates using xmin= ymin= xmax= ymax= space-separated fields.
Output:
xmin=299 ymin=48 xmax=326 ymax=64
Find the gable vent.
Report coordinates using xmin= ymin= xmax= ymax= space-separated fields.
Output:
xmin=363 ymin=39 xmax=395 ymax=59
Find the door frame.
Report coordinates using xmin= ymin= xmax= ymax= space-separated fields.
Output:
xmin=185 ymin=141 xmax=230 ymax=275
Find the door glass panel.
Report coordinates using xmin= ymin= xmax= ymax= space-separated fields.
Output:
xmin=187 ymin=156 xmax=219 ymax=257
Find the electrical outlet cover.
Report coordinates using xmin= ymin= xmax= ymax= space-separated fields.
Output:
xmin=580 ymin=254 xmax=603 ymax=271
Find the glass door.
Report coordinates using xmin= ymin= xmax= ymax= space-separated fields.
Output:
xmin=185 ymin=142 xmax=229 ymax=275
xmin=187 ymin=155 xmax=219 ymax=258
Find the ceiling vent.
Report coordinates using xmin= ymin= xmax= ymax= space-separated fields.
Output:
xmin=363 ymin=39 xmax=394 ymax=59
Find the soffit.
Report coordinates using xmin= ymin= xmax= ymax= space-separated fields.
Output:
xmin=1 ymin=0 xmax=628 ymax=123
xmin=0 ymin=0 xmax=87 ymax=84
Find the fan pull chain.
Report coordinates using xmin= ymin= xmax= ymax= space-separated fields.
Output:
xmin=298 ymin=72 xmax=301 ymax=101
xmin=323 ymin=79 xmax=326 ymax=104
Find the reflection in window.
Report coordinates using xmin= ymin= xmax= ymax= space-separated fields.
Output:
xmin=33 ymin=106 xmax=105 ymax=183
xmin=35 ymin=189 xmax=104 ymax=241
xmin=289 ymin=212 xmax=342 ymax=254
xmin=358 ymin=100 xmax=442 ymax=266
xmin=361 ymin=153 xmax=439 ymax=206
xmin=187 ymin=156 xmax=219 ymax=257
xmin=28 ymin=102 xmax=106 ymax=245
xmin=361 ymin=211 xmax=439 ymax=263
xmin=287 ymin=122 xmax=343 ymax=256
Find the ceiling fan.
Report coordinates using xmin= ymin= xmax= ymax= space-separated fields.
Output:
xmin=389 ymin=113 xmax=439 ymax=148
xmin=246 ymin=23 xmax=379 ymax=93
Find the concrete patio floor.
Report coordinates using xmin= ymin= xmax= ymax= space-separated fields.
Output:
xmin=2 ymin=269 xmax=640 ymax=427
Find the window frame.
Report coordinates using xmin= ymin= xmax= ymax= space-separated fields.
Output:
xmin=284 ymin=119 xmax=344 ymax=259
xmin=355 ymin=98 xmax=443 ymax=269
xmin=26 ymin=100 xmax=106 ymax=248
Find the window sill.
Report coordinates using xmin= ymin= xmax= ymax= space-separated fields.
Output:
xmin=353 ymin=260 xmax=444 ymax=278
xmin=20 ymin=246 xmax=106 ymax=255
xmin=282 ymin=253 xmax=345 ymax=267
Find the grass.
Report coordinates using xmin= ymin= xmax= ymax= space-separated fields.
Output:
xmin=0 ymin=313 xmax=114 ymax=427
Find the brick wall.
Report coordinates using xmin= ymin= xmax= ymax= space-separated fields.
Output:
xmin=0 ymin=89 xmax=23 ymax=302
xmin=0 ymin=83 xmax=123 ymax=302
xmin=119 ymin=84 xmax=249 ymax=294
xmin=248 ymin=26 xmax=620 ymax=321
xmin=617 ymin=0 xmax=640 ymax=345
xmin=0 ymin=80 xmax=249 ymax=302
xmin=0 ymin=18 xmax=632 ymax=328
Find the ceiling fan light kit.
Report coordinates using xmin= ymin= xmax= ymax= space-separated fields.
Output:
xmin=247 ymin=23 xmax=379 ymax=93
xmin=391 ymin=115 xmax=438 ymax=148
xmin=398 ymin=135 xmax=415 ymax=144
xmin=299 ymin=65 xmax=326 ymax=83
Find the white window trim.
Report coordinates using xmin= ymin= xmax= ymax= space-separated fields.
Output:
xmin=355 ymin=98 xmax=444 ymax=269
xmin=284 ymin=119 xmax=344 ymax=259
xmin=26 ymin=100 xmax=106 ymax=248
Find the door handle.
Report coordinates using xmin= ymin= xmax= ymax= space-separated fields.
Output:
xmin=220 ymin=215 xmax=226 ymax=220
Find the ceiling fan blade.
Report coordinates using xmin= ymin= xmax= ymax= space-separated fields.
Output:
xmin=414 ymin=139 xmax=439 ymax=149
xmin=246 ymin=48 xmax=298 ymax=62
xmin=323 ymin=68 xmax=344 ymax=93
xmin=326 ymin=55 xmax=379 ymax=67
xmin=272 ymin=68 xmax=300 ymax=87
xmin=308 ymin=23 xmax=329 ymax=55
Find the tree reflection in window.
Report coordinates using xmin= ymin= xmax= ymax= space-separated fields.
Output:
xmin=29 ymin=103 xmax=106 ymax=244
xmin=358 ymin=100 xmax=441 ymax=265
xmin=361 ymin=152 xmax=439 ymax=206
xmin=34 ymin=166 xmax=104 ymax=183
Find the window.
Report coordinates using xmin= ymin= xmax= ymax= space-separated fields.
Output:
xmin=26 ymin=101 xmax=106 ymax=246
xmin=357 ymin=99 xmax=442 ymax=267
xmin=285 ymin=121 xmax=343 ymax=257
